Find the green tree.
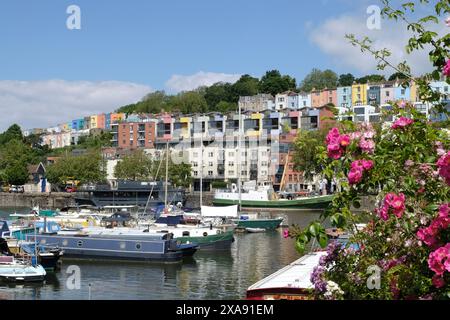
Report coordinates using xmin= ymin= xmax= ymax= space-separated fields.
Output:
xmin=77 ymin=131 xmax=113 ymax=148
xmin=299 ymin=69 xmax=338 ymax=92
xmin=355 ymin=74 xmax=386 ymax=84
xmin=46 ymin=151 xmax=106 ymax=186
xmin=338 ymin=73 xmax=355 ymax=86
xmin=5 ymin=162 xmax=28 ymax=185
xmin=171 ymin=91 xmax=208 ymax=114
xmin=258 ymin=70 xmax=297 ymax=96
xmin=292 ymin=128 xmax=328 ymax=181
xmin=204 ymin=83 xmax=234 ymax=111
xmin=215 ymin=101 xmax=237 ymax=113
xmin=388 ymin=72 xmax=409 ymax=81
xmin=231 ymin=74 xmax=260 ymax=99
xmin=114 ymin=150 xmax=153 ymax=181
xmin=0 ymin=124 xmax=23 ymax=145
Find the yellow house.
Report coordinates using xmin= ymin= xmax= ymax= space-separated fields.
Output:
xmin=247 ymin=113 xmax=263 ymax=137
xmin=90 ymin=115 xmax=98 ymax=129
xmin=352 ymin=84 xmax=368 ymax=106
xmin=180 ymin=117 xmax=191 ymax=139
xmin=410 ymin=81 xmax=419 ymax=102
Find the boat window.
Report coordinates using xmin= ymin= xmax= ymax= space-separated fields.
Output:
xmin=135 ymin=243 xmax=142 ymax=250
xmin=120 ymin=242 xmax=126 ymax=249
xmin=62 ymin=240 xmax=68 ymax=246
xmin=182 ymin=231 xmax=190 ymax=237
xmin=77 ymin=240 xmax=83 ymax=247
xmin=40 ymin=239 xmax=46 ymax=245
xmin=203 ymin=232 xmax=208 ymax=237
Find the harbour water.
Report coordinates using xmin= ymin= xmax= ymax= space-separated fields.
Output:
xmin=0 ymin=207 xmax=322 ymax=300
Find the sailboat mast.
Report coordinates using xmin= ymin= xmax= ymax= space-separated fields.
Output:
xmin=237 ymin=104 xmax=242 ymax=211
xmin=200 ymin=123 xmax=203 ymax=208
xmin=164 ymin=140 xmax=169 ymax=209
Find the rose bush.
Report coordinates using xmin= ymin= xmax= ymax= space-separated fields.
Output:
xmin=289 ymin=0 xmax=450 ymax=300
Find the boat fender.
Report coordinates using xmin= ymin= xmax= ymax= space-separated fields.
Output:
xmin=203 ymin=232 xmax=208 ymax=237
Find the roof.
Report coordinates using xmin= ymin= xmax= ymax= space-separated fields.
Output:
xmin=27 ymin=162 xmax=46 ymax=174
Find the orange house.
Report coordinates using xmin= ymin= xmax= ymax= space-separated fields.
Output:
xmin=311 ymin=89 xmax=337 ymax=108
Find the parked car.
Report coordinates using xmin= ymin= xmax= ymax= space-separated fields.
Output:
xmin=9 ymin=185 xmax=24 ymax=193
xmin=65 ymin=186 xmax=77 ymax=193
xmin=1 ymin=185 xmax=10 ymax=192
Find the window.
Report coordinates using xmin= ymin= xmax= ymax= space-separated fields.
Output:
xmin=445 ymin=87 xmax=449 ymax=92
xmin=329 ymin=97 xmax=332 ymax=103
xmin=228 ymin=162 xmax=234 ymax=167
xmin=193 ymin=162 xmax=198 ymax=167
xmin=228 ymin=171 xmax=234 ymax=175
xmin=261 ymin=171 xmax=267 ymax=176
xmin=386 ymin=91 xmax=390 ymax=97
xmin=209 ymin=162 xmax=213 ymax=167
xmin=241 ymin=171 xmax=247 ymax=176
xmin=193 ymin=152 xmax=198 ymax=158
xmin=208 ymin=152 xmax=214 ymax=157
xmin=261 ymin=161 xmax=268 ymax=166
xmin=194 ymin=171 xmax=198 ymax=176
xmin=401 ymin=89 xmax=406 ymax=95
xmin=343 ymin=96 xmax=347 ymax=101
xmin=208 ymin=171 xmax=213 ymax=176
xmin=228 ymin=152 xmax=234 ymax=157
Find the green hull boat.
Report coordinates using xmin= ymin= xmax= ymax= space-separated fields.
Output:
xmin=213 ymin=195 xmax=333 ymax=209
xmin=232 ymin=218 xmax=284 ymax=230
xmin=177 ymin=230 xmax=235 ymax=250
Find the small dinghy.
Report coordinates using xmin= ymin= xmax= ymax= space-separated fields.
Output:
xmin=0 ymin=255 xmax=46 ymax=282
xmin=245 ymin=227 xmax=266 ymax=233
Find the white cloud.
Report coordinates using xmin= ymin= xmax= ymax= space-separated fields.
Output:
xmin=0 ymin=80 xmax=152 ymax=131
xmin=165 ymin=71 xmax=241 ymax=93
xmin=309 ymin=14 xmax=445 ymax=76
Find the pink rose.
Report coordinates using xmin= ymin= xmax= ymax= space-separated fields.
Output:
xmin=444 ymin=60 xmax=450 ymax=77
xmin=361 ymin=160 xmax=374 ymax=171
xmin=359 ymin=138 xmax=375 ymax=154
xmin=326 ymin=127 xmax=340 ymax=144
xmin=283 ymin=229 xmax=289 ymax=239
xmin=348 ymin=168 xmax=363 ymax=185
xmin=437 ymin=151 xmax=450 ymax=185
xmin=392 ymin=117 xmax=414 ymax=129
xmin=338 ymin=135 xmax=350 ymax=147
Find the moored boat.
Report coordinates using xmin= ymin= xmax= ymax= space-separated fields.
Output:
xmin=0 ymin=255 xmax=47 ymax=282
xmin=28 ymin=232 xmax=196 ymax=263
xmin=246 ymin=251 xmax=326 ymax=300
xmin=245 ymin=228 xmax=266 ymax=233
xmin=232 ymin=217 xmax=284 ymax=231
xmin=213 ymin=182 xmax=333 ymax=209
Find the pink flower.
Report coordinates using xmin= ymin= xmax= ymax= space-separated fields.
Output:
xmin=439 ymin=204 xmax=450 ymax=218
xmin=390 ymin=193 xmax=406 ymax=218
xmin=348 ymin=168 xmax=363 ymax=185
xmin=359 ymin=138 xmax=375 ymax=154
xmin=283 ymin=229 xmax=289 ymax=239
xmin=404 ymin=160 xmax=414 ymax=169
xmin=417 ymin=228 xmax=438 ymax=247
xmin=361 ymin=160 xmax=374 ymax=171
xmin=432 ymin=275 xmax=445 ymax=288
xmin=444 ymin=60 xmax=450 ymax=77
xmin=428 ymin=244 xmax=450 ymax=276
xmin=338 ymin=135 xmax=350 ymax=147
xmin=437 ymin=151 xmax=450 ymax=185
xmin=446 ymin=17 xmax=450 ymax=27
xmin=326 ymin=127 xmax=340 ymax=144
xmin=377 ymin=205 xmax=389 ymax=221
xmin=392 ymin=117 xmax=414 ymax=129
xmin=327 ymin=144 xmax=343 ymax=160
xmin=349 ymin=131 xmax=362 ymax=141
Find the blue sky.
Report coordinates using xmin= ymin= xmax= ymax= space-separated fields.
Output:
xmin=0 ymin=0 xmax=370 ymax=87
xmin=0 ymin=0 xmax=442 ymax=130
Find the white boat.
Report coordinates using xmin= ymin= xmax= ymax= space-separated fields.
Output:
xmin=0 ymin=255 xmax=46 ymax=282
xmin=245 ymin=228 xmax=266 ymax=233
xmin=246 ymin=251 xmax=326 ymax=300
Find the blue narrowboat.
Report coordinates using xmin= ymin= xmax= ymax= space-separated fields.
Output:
xmin=27 ymin=233 xmax=197 ymax=263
